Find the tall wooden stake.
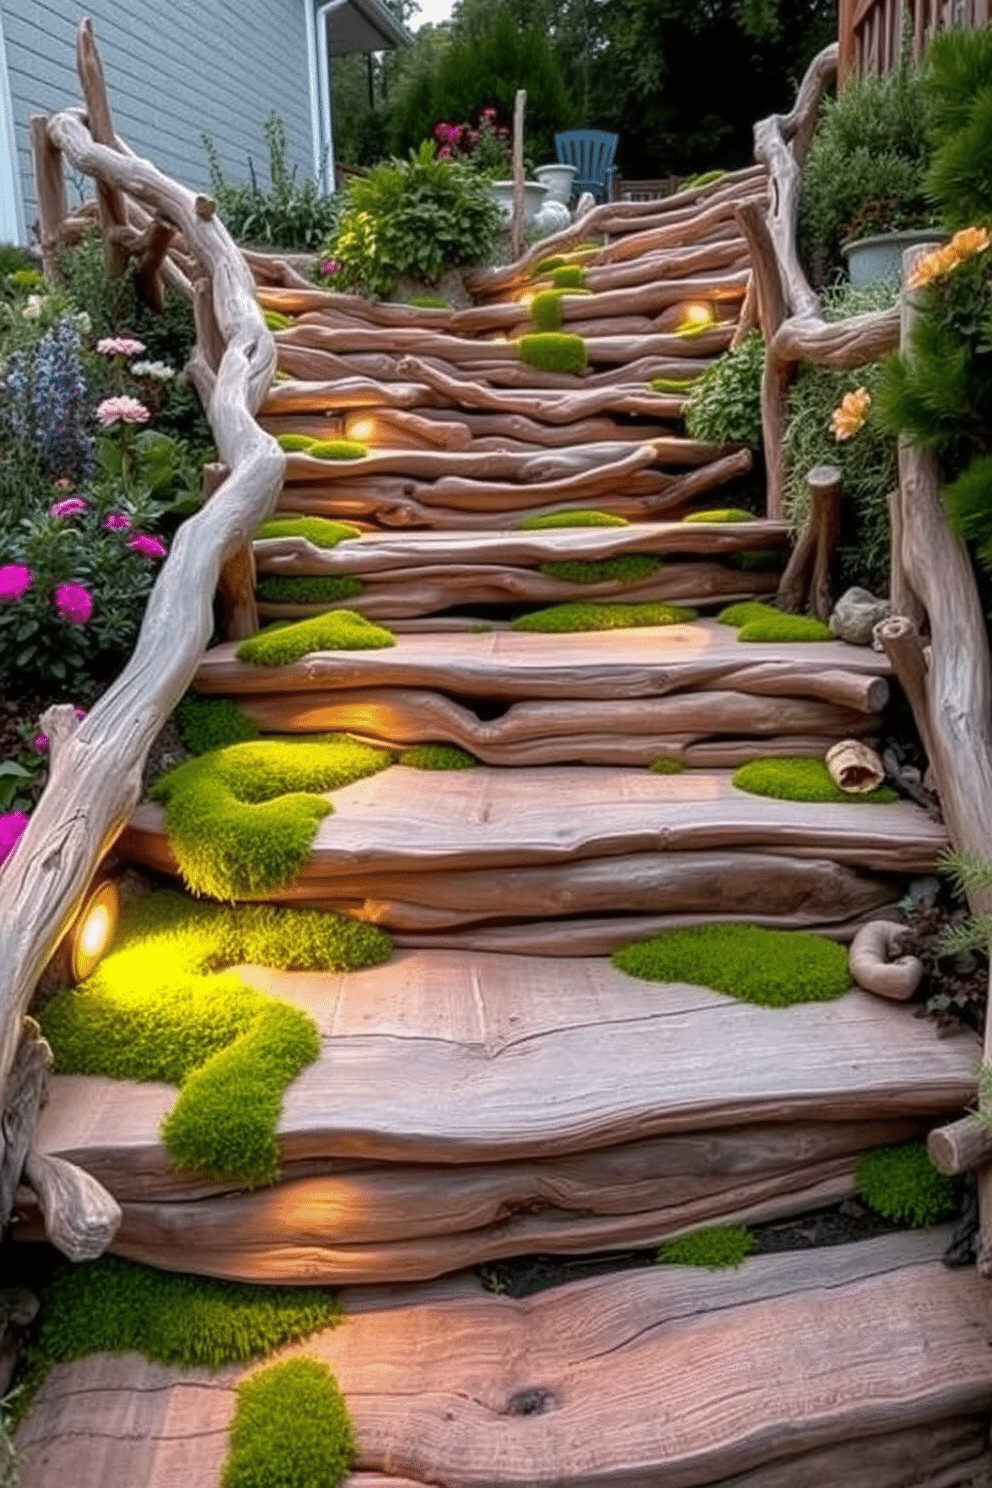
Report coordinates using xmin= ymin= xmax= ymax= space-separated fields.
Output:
xmin=511 ymin=90 xmax=526 ymax=263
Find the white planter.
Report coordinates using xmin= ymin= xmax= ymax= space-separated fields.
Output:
xmin=490 ymin=179 xmax=550 ymax=226
xmin=534 ymin=162 xmax=577 ymax=206
xmin=842 ymin=229 xmax=948 ymax=289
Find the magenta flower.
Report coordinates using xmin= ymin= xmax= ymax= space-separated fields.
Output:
xmin=73 ymin=706 xmax=87 ymax=721
xmin=128 ymin=534 xmax=168 ymax=560
xmin=54 ymin=582 xmax=94 ymax=625
xmin=0 ymin=811 xmax=29 ymax=866
xmin=33 ymin=732 xmax=49 ymax=752
xmin=96 ymin=335 xmax=146 ymax=357
xmin=102 ymin=511 xmax=133 ymax=532
xmin=49 ymin=497 xmax=89 ymax=519
xmin=320 ymin=258 xmax=342 ymax=277
xmin=96 ymin=395 xmax=151 ymax=427
xmin=437 ymin=146 xmax=453 ymax=160
xmin=0 ymin=564 xmax=32 ymax=602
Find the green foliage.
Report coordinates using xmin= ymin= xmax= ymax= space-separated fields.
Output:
xmin=511 ymin=601 xmax=696 ymax=633
xmin=717 ymin=600 xmax=832 ymax=643
xmin=236 ymin=611 xmax=394 ymax=667
xmin=937 ymin=850 xmax=992 ymax=955
xmin=538 ymin=554 xmax=662 ymax=586
xmin=263 ymin=310 xmax=293 ymax=331
xmin=613 ymin=923 xmax=851 ymax=1007
xmin=682 ymin=508 xmax=755 ymax=523
xmin=256 ymin=574 xmax=364 ymax=605
xmin=519 ymin=510 xmax=628 ymax=529
xmin=203 ymin=115 xmax=340 ymax=251
xmin=732 ymin=756 xmax=897 ymax=804
xmin=549 ymin=265 xmax=587 ymax=289
xmin=683 ymin=331 xmax=764 ymax=449
xmin=150 ymin=736 xmax=393 ymax=897
xmin=657 ymin=1225 xmax=755 ymax=1268
xmin=308 ymin=439 xmax=368 ymax=461
xmin=682 ymin=169 xmax=727 ymax=190
xmin=798 ymin=63 xmax=937 ymax=283
xmin=222 ymin=1358 xmax=355 ymax=1488
xmin=650 ymin=375 xmax=704 ymax=393
xmin=399 ymin=744 xmax=478 ymax=769
xmin=518 ymin=332 xmax=587 ymax=374
xmin=318 ymin=141 xmax=501 ymax=299
xmin=855 ymin=1141 xmax=957 ymax=1226
xmin=531 ymin=290 xmax=564 ymax=331
xmin=407 ymin=294 xmax=451 ymax=308
xmin=924 ymin=27 xmax=992 ymax=229
xmin=257 ymin=517 xmax=361 ymax=548
xmin=175 ymin=696 xmax=259 ymax=755
xmin=649 ymin=758 xmax=686 ymax=774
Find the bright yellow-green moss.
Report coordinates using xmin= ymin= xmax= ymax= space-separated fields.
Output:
xmin=236 ymin=611 xmax=394 ymax=667
xmin=256 ymin=574 xmax=363 ymax=605
xmin=307 ymin=438 xmax=368 ymax=461
xmin=175 ymin=696 xmax=259 ymax=756
xmin=150 ymin=736 xmax=393 ymax=898
xmin=649 ymin=374 xmax=704 ymax=393
xmin=263 ymin=309 xmax=294 ymax=331
xmin=275 ymin=432 xmax=317 ymax=452
xmin=649 ymin=758 xmax=686 ymax=775
xmin=733 ymin=756 xmax=897 ymax=804
xmin=511 ymin=602 xmax=696 ymax=633
xmin=519 ymin=332 xmax=588 ymax=375
xmin=530 ymin=289 xmax=565 ymax=331
xmin=256 ymin=517 xmax=361 ymax=548
xmin=613 ymin=924 xmax=851 ymax=1007
xmin=550 ymin=265 xmax=587 ymax=289
xmin=717 ymin=601 xmax=833 ymax=643
xmin=657 ymin=1225 xmax=755 ymax=1268
xmin=684 ymin=169 xmax=726 ymax=189
xmin=223 ymin=1359 xmax=355 ymax=1488
xmin=856 ymin=1142 xmax=958 ymax=1227
xmin=682 ymin=508 xmax=755 ymax=523
xmin=407 ymin=294 xmax=450 ymax=308
xmin=399 ymin=744 xmax=478 ymax=770
xmin=519 ymin=510 xmax=629 ymax=529
xmin=538 ymin=555 xmax=662 ymax=586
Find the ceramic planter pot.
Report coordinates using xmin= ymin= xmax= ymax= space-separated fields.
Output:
xmin=534 ymin=163 xmax=577 ymax=206
xmin=490 ymin=179 xmax=550 ymax=226
xmin=842 ymin=229 xmax=948 ymax=289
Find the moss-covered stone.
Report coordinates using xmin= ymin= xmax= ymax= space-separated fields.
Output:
xmin=256 ymin=574 xmax=363 ymax=605
xmin=511 ymin=601 xmax=696 ymax=633
xmin=256 ymin=517 xmax=361 ymax=548
xmin=519 ymin=510 xmax=629 ymax=529
xmin=519 ymin=332 xmax=587 ymax=375
xmin=175 ymin=696 xmax=259 ymax=756
xmin=223 ymin=1358 xmax=355 ymax=1488
xmin=236 ymin=611 xmax=394 ymax=667
xmin=657 ymin=1225 xmax=755 ymax=1268
xmin=717 ymin=601 xmax=833 ymax=643
xmin=855 ymin=1142 xmax=958 ymax=1227
xmin=682 ymin=508 xmax=755 ymax=523
xmin=733 ymin=756 xmax=897 ymax=805
xmin=612 ymin=923 xmax=851 ymax=1007
xmin=307 ymin=438 xmax=368 ymax=461
xmin=538 ymin=554 xmax=663 ymax=586
xmin=399 ymin=744 xmax=478 ymax=770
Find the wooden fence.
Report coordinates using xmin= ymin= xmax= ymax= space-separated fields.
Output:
xmin=839 ymin=0 xmax=990 ymax=83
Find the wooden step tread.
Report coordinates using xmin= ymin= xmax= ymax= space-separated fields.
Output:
xmin=15 ymin=1231 xmax=992 ymax=1488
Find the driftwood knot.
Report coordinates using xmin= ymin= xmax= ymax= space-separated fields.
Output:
xmin=506 ymin=1388 xmax=556 ymax=1416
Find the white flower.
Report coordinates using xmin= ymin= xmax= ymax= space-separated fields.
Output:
xmin=22 ymin=294 xmax=45 ymax=320
xmin=130 ymin=359 xmax=175 ymax=380
xmin=96 ymin=335 xmax=146 ymax=357
xmin=75 ymin=311 xmax=92 ymax=334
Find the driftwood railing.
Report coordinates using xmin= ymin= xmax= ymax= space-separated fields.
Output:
xmin=838 ymin=0 xmax=990 ymax=84
xmin=0 ymin=22 xmax=284 ymax=1253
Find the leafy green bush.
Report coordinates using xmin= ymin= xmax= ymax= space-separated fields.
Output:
xmin=317 ymin=142 xmax=501 ymax=299
xmin=733 ymin=756 xmax=897 ymax=804
xmin=256 ymin=574 xmax=364 ymax=605
xmin=175 ymin=696 xmax=259 ymax=755
xmin=683 ymin=331 xmax=764 ymax=448
xmin=717 ymin=601 xmax=832 ymax=643
xmin=538 ymin=555 xmax=662 ymax=586
xmin=223 ymin=1359 xmax=355 ymax=1488
xmin=203 ymin=115 xmax=340 ymax=251
xmin=519 ymin=510 xmax=628 ymax=529
xmin=399 ymin=744 xmax=478 ymax=769
xmin=613 ymin=924 xmax=851 ymax=1007
xmin=657 ymin=1225 xmax=755 ymax=1268
xmin=236 ymin=611 xmax=394 ymax=667
xmin=257 ymin=517 xmax=361 ymax=548
xmin=855 ymin=1141 xmax=957 ymax=1226
xmin=519 ymin=333 xmax=587 ymax=375
xmin=511 ymin=602 xmax=696 ymax=633
xmin=924 ymin=27 xmax=992 ymax=229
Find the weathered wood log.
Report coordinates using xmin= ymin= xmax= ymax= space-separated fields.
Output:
xmin=928 ymin=1115 xmax=992 ymax=1177
xmin=30 ymin=114 xmax=69 ymax=283
xmin=207 ymin=463 xmax=259 ymax=641
xmin=777 ymin=463 xmax=843 ymax=618
xmin=22 ymin=1150 xmax=122 ymax=1261
xmin=849 ymin=921 xmax=924 ymax=1001
xmin=259 ymin=376 xmax=434 ymax=416
xmin=76 ymin=19 xmax=129 ymax=280
xmin=826 ymin=739 xmax=886 ymax=793
xmin=395 ymin=355 xmax=683 ymax=423
xmin=0 ymin=1020 xmax=51 ymax=1235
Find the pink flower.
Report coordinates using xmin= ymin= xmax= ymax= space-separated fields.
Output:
xmin=49 ymin=497 xmax=89 ymax=519
xmin=102 ymin=511 xmax=133 ymax=532
xmin=0 ymin=811 xmax=29 ymax=865
xmin=437 ymin=146 xmax=453 ymax=160
xmin=481 ymin=106 xmax=497 ymax=120
xmin=320 ymin=258 xmax=342 ymax=278
xmin=128 ymin=534 xmax=168 ymax=560
xmin=0 ymin=564 xmax=32 ymax=602
xmin=52 ymin=477 xmax=75 ymax=491
xmin=54 ymin=582 xmax=94 ymax=625
xmin=96 ymin=395 xmax=151 ymax=427
xmin=96 ymin=335 xmax=146 ymax=357
xmin=33 ymin=732 xmax=49 ymax=752
xmin=73 ymin=706 xmax=87 ymax=721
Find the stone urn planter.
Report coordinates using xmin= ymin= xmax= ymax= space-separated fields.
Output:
xmin=490 ymin=179 xmax=550 ymax=226
xmin=534 ymin=163 xmax=577 ymax=206
xmin=842 ymin=229 xmax=948 ymax=290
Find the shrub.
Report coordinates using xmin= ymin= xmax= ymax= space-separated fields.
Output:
xmin=538 ymin=555 xmax=662 ymax=586
xmin=612 ymin=924 xmax=851 ymax=1007
xmin=683 ymin=331 xmax=764 ymax=449
xmin=855 ymin=1141 xmax=957 ymax=1226
xmin=223 ymin=1358 xmax=355 ymax=1488
xmin=256 ymin=574 xmax=364 ymax=605
xmin=257 ymin=517 xmax=361 ymax=548
xmin=511 ymin=602 xmax=696 ymax=633
xmin=732 ymin=756 xmax=897 ymax=804
xmin=203 ymin=115 xmax=340 ymax=251
xmin=236 ymin=611 xmax=394 ymax=667
xmin=924 ymin=27 xmax=992 ymax=229
xmin=717 ymin=601 xmax=832 ymax=643
xmin=657 ymin=1225 xmax=755 ymax=1268
xmin=399 ymin=744 xmax=477 ymax=769
xmin=518 ymin=333 xmax=587 ymax=375
xmin=519 ymin=510 xmax=628 ymax=529
xmin=175 ymin=696 xmax=259 ymax=755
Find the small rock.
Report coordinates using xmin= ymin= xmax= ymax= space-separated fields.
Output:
xmin=830 ymin=586 xmax=890 ymax=646
xmin=907 ymin=875 xmax=941 ymax=909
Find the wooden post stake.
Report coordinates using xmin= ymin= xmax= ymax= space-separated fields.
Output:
xmin=206 ymin=463 xmax=259 ymax=641
xmin=511 ymin=90 xmax=527 ymax=264
xmin=30 ymin=115 xmax=68 ymax=284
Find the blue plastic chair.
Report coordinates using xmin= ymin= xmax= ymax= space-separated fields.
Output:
xmin=554 ymin=130 xmax=619 ymax=203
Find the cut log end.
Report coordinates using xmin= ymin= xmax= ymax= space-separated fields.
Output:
xmin=849 ymin=920 xmax=924 ymax=1001
xmin=23 ymin=1150 xmax=122 ymax=1262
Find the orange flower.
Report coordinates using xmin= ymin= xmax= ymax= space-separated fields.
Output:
xmin=830 ymin=386 xmax=871 ymax=442
xmin=908 ymin=227 xmax=991 ymax=288
xmin=948 ymin=225 xmax=991 ymax=260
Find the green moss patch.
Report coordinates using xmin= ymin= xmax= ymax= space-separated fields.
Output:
xmin=263 ymin=309 xmax=294 ymax=331
xmin=612 ymin=924 xmax=851 ymax=1007
xmin=511 ymin=602 xmax=696 ymax=634
xmin=407 ymin=294 xmax=449 ymax=308
xmin=682 ymin=508 xmax=755 ymax=523
xmin=275 ymin=432 xmax=317 ymax=453
xmin=223 ymin=1358 xmax=355 ymax=1488
xmin=550 ymin=265 xmax=587 ymax=289
xmin=519 ymin=332 xmax=587 ymax=375
xmin=649 ymin=375 xmax=704 ymax=393
xmin=257 ymin=574 xmax=364 ymax=605
xmin=308 ymin=438 xmax=367 ymax=461
xmin=40 ymin=891 xmax=391 ymax=1184
xmin=175 ymin=696 xmax=259 ymax=756
xmin=717 ymin=601 xmax=832 ymax=643
xmin=519 ymin=510 xmax=629 ymax=529
xmin=257 ymin=517 xmax=361 ymax=548
xmin=399 ymin=744 xmax=478 ymax=770
xmin=236 ymin=611 xmax=394 ymax=667
xmin=649 ymin=758 xmax=686 ymax=775
xmin=538 ymin=554 xmax=662 ymax=586
xmin=530 ymin=289 xmax=565 ymax=331
xmin=657 ymin=1225 xmax=755 ymax=1268
xmin=733 ymin=757 xmax=897 ymax=805
xmin=150 ymin=735 xmax=393 ymax=898
xmin=855 ymin=1142 xmax=957 ymax=1227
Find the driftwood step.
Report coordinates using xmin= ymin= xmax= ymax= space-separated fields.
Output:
xmin=15 ymin=1231 xmax=992 ymax=1488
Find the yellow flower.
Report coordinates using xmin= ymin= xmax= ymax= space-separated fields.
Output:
xmin=948 ymin=226 xmax=991 ymax=260
xmin=830 ymin=386 xmax=871 ymax=442
xmin=907 ymin=227 xmax=991 ymax=288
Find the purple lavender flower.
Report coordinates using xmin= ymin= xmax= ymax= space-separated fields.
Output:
xmin=1 ymin=316 xmax=95 ymax=482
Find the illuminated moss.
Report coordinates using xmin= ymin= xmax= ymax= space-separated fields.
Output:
xmin=538 ymin=554 xmax=662 ymax=586
xmin=275 ymin=432 xmax=317 ymax=452
xmin=236 ymin=611 xmax=394 ymax=667
xmin=682 ymin=508 xmax=755 ymax=523
xmin=263 ymin=309 xmax=293 ymax=331
xmin=530 ymin=290 xmax=565 ymax=331
xmin=519 ymin=332 xmax=588 ymax=375
xmin=550 ymin=265 xmax=587 ymax=289
xmin=717 ymin=601 xmax=832 ymax=643
xmin=175 ymin=696 xmax=259 ymax=756
xmin=407 ymin=294 xmax=449 ymax=308
xmin=649 ymin=758 xmax=686 ymax=775
xmin=613 ymin=924 xmax=851 ymax=1007
xmin=223 ymin=1359 xmax=355 ymax=1488
xmin=519 ymin=510 xmax=629 ymax=529
xmin=657 ymin=1225 xmax=755 ymax=1268
xmin=856 ymin=1142 xmax=957 ymax=1227
xmin=649 ymin=375 xmax=704 ymax=393
xmin=307 ymin=438 xmax=367 ymax=461
xmin=733 ymin=756 xmax=897 ymax=804
xmin=511 ymin=601 xmax=695 ymax=633
xmin=399 ymin=744 xmax=477 ymax=770
xmin=256 ymin=574 xmax=363 ymax=605
xmin=256 ymin=517 xmax=361 ymax=548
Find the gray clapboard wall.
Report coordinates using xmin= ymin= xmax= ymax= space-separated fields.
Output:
xmin=1 ymin=0 xmax=313 ymax=240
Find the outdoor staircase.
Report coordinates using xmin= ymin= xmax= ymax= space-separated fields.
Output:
xmin=15 ymin=170 xmax=992 ymax=1486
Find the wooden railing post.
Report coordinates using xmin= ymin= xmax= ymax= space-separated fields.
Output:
xmin=30 ymin=115 xmax=67 ymax=283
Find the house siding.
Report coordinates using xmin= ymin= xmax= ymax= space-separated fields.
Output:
xmin=1 ymin=0 xmax=313 ymax=242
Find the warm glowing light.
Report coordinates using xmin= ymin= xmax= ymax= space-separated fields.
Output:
xmin=346 ymin=416 xmax=378 ymax=443
xmin=69 ymin=879 xmax=120 ymax=982
xmin=677 ymin=301 xmax=715 ymax=335
xmin=517 ymin=292 xmax=535 ymax=307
